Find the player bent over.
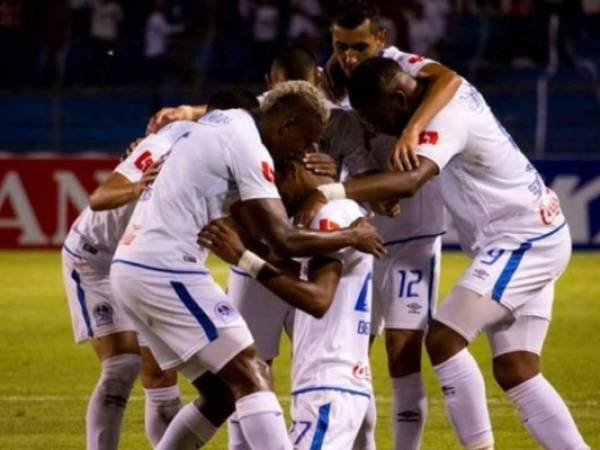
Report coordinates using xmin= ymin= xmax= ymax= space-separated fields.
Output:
xmin=110 ymin=81 xmax=384 ymax=450
xmin=201 ymin=159 xmax=374 ymax=449
xmin=62 ymin=136 xmax=183 ymax=450
xmin=296 ymin=57 xmax=589 ymax=450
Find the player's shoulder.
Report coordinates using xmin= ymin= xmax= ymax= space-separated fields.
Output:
xmin=382 ymin=46 xmax=439 ymax=70
xmin=311 ymin=199 xmax=364 ymax=231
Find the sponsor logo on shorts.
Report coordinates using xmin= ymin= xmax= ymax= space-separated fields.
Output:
xmin=407 ymin=302 xmax=422 ymax=314
xmin=357 ymin=320 xmax=371 ymax=335
xmin=352 ymin=361 xmax=371 ymax=381
xmin=473 ymin=268 xmax=489 ymax=280
xmin=215 ymin=302 xmax=236 ymax=323
xmin=442 ymin=385 xmax=456 ymax=396
xmin=93 ymin=302 xmax=114 ymax=327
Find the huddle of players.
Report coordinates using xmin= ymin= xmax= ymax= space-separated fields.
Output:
xmin=62 ymin=1 xmax=590 ymax=449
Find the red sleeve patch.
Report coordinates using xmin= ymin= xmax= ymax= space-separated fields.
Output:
xmin=319 ymin=219 xmax=341 ymax=231
xmin=134 ymin=151 xmax=154 ymax=171
xmin=408 ymin=55 xmax=425 ymax=64
xmin=418 ymin=131 xmax=439 ymax=145
xmin=261 ymin=161 xmax=275 ymax=183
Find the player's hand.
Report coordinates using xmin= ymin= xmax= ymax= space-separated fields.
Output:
xmin=133 ymin=160 xmax=162 ymax=196
xmin=146 ymin=105 xmax=195 ymax=134
xmin=388 ymin=127 xmax=421 ymax=172
xmin=303 ymin=152 xmax=337 ymax=178
xmin=294 ymin=189 xmax=328 ymax=228
xmin=369 ymin=199 xmax=401 ymax=217
xmin=349 ymin=217 xmax=386 ymax=258
xmin=197 ymin=218 xmax=247 ymax=265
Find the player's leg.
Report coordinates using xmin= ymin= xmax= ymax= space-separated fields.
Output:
xmin=425 ymin=286 xmax=509 ymax=450
xmin=139 ymin=345 xmax=182 ymax=447
xmin=226 ymin=269 xmax=292 ymax=449
xmin=376 ymin=237 xmax=441 ymax=450
xmin=488 ymin=306 xmax=590 ymax=449
xmin=62 ymin=250 xmax=141 ymax=450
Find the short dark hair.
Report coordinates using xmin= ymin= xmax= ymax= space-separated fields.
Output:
xmin=271 ymin=46 xmax=318 ymax=82
xmin=332 ymin=0 xmax=381 ymax=31
xmin=348 ymin=57 xmax=400 ymax=110
xmin=207 ymin=86 xmax=259 ymax=111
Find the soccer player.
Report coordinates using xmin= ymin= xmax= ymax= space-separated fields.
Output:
xmin=200 ymin=159 xmax=374 ymax=450
xmin=299 ymin=57 xmax=589 ymax=450
xmin=61 ymin=86 xmax=262 ymax=450
xmin=109 ymin=81 xmax=384 ymax=450
xmin=62 ymin=138 xmax=177 ymax=450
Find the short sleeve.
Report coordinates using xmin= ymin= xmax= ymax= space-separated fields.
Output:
xmin=383 ymin=46 xmax=439 ymax=78
xmin=308 ymin=200 xmax=364 ymax=260
xmin=415 ymin=107 xmax=467 ymax=171
xmin=227 ymin=121 xmax=281 ymax=202
xmin=114 ymin=135 xmax=166 ymax=182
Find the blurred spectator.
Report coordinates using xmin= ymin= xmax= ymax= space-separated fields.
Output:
xmin=0 ymin=0 xmax=24 ymax=88
xmin=39 ymin=0 xmax=72 ymax=87
xmin=183 ymin=0 xmax=216 ymax=89
xmin=90 ymin=0 xmax=123 ymax=84
xmin=144 ymin=0 xmax=183 ymax=85
xmin=241 ymin=0 xmax=282 ymax=80
xmin=402 ymin=0 xmax=450 ymax=58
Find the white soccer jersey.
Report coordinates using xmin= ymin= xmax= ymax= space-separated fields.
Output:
xmin=63 ymin=132 xmax=177 ymax=272
xmin=291 ymin=199 xmax=373 ymax=397
xmin=416 ymin=81 xmax=565 ymax=256
xmin=113 ymin=109 xmax=280 ymax=271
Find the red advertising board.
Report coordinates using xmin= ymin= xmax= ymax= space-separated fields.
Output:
xmin=0 ymin=155 xmax=119 ymax=248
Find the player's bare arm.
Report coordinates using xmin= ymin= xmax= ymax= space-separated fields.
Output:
xmin=146 ymin=104 xmax=207 ymax=134
xmin=295 ymin=157 xmax=436 ymax=227
xmin=391 ymin=63 xmax=461 ymax=172
xmin=240 ymin=198 xmax=385 ymax=258
xmin=89 ymin=160 xmax=161 ymax=211
xmin=199 ymin=218 xmax=342 ymax=318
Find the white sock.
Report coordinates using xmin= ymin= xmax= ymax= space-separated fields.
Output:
xmin=86 ymin=354 xmax=141 ymax=450
xmin=155 ymin=402 xmax=217 ymax=450
xmin=391 ymin=372 xmax=427 ymax=450
xmin=144 ymin=385 xmax=183 ymax=446
xmin=235 ymin=391 xmax=292 ymax=450
xmin=507 ymin=374 xmax=590 ymax=450
xmin=353 ymin=394 xmax=377 ymax=450
xmin=433 ymin=349 xmax=494 ymax=450
xmin=228 ymin=412 xmax=251 ymax=450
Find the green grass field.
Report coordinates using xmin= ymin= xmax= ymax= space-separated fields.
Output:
xmin=1 ymin=251 xmax=598 ymax=449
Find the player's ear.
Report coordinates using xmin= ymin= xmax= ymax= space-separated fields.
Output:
xmin=391 ymin=90 xmax=408 ymax=111
xmin=376 ymin=27 xmax=387 ymax=47
xmin=265 ymin=73 xmax=273 ymax=90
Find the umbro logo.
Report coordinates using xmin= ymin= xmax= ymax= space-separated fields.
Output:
xmin=442 ymin=385 xmax=456 ymax=396
xmin=397 ymin=410 xmax=421 ymax=423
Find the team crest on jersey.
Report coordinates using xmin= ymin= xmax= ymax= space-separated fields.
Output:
xmin=215 ymin=302 xmax=237 ymax=323
xmin=319 ymin=219 xmax=340 ymax=231
xmin=93 ymin=302 xmax=114 ymax=327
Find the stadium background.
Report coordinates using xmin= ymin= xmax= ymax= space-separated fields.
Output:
xmin=0 ymin=0 xmax=599 ymax=448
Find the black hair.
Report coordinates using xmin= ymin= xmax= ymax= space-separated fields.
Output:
xmin=270 ymin=46 xmax=318 ymax=82
xmin=332 ymin=0 xmax=381 ymax=31
xmin=206 ymin=86 xmax=259 ymax=111
xmin=348 ymin=57 xmax=400 ymax=110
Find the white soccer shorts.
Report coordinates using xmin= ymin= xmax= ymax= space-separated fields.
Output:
xmin=289 ymin=389 xmax=370 ymax=450
xmin=228 ymin=267 xmax=294 ymax=361
xmin=435 ymin=223 xmax=571 ymax=355
xmin=62 ymin=247 xmax=136 ymax=344
xmin=110 ymin=262 xmax=253 ymax=380
xmin=371 ymin=235 xmax=442 ymax=333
